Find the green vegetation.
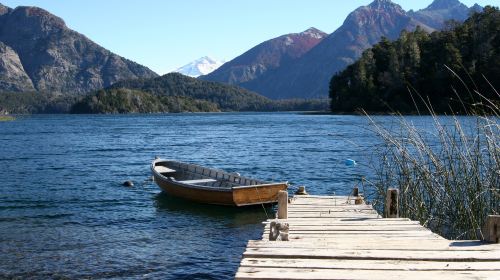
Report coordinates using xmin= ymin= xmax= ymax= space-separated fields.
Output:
xmin=70 ymin=89 xmax=330 ymax=114
xmin=71 ymin=88 xmax=219 ymax=114
xmin=0 ymin=92 xmax=78 ymax=114
xmin=330 ymin=7 xmax=500 ymax=113
xmin=0 ymin=115 xmax=15 ymax=121
xmin=70 ymin=73 xmax=330 ymax=113
xmin=0 ymin=84 xmax=329 ymax=115
xmin=366 ymin=89 xmax=499 ymax=240
xmin=109 ymin=73 xmax=272 ymax=112
xmin=264 ymin=99 xmax=330 ymax=112
xmin=341 ymin=7 xmax=500 ymax=239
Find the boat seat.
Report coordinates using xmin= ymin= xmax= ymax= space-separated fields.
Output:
xmin=228 ymin=175 xmax=237 ymax=182
xmin=178 ymin=179 xmax=217 ymax=184
xmin=155 ymin=166 xmax=176 ymax=173
xmin=188 ymin=165 xmax=196 ymax=172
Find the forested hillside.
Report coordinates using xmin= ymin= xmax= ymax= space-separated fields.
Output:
xmin=330 ymin=7 xmax=499 ymax=113
xmin=71 ymin=89 xmax=220 ymax=114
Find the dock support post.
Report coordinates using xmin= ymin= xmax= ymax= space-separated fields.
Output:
xmin=352 ymin=186 xmax=364 ymax=205
xmin=384 ymin=188 xmax=399 ymax=218
xmin=483 ymin=215 xmax=500 ymax=243
xmin=352 ymin=187 xmax=359 ymax=197
xmin=277 ymin=190 xmax=288 ymax=219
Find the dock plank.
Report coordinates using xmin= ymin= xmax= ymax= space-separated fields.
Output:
xmin=236 ymin=267 xmax=499 ymax=280
xmin=247 ymin=240 xmax=500 ymax=251
xmin=243 ymin=247 xmax=500 ymax=261
xmin=240 ymin=258 xmax=500 ymax=270
xmin=235 ymin=195 xmax=500 ymax=279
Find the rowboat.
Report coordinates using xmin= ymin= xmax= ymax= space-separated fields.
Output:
xmin=151 ymin=158 xmax=288 ymax=206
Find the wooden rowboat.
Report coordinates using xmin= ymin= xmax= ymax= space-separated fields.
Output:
xmin=151 ymin=159 xmax=288 ymax=206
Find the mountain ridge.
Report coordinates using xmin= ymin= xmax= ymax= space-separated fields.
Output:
xmin=203 ymin=0 xmax=484 ymax=99
xmin=200 ymin=27 xmax=327 ymax=85
xmin=236 ymin=0 xmax=430 ymax=99
xmin=0 ymin=3 xmax=158 ymax=94
xmin=409 ymin=0 xmax=480 ymax=29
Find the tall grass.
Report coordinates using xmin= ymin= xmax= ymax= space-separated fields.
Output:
xmin=365 ymin=82 xmax=499 ymax=240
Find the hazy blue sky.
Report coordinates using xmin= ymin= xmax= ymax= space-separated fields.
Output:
xmin=2 ymin=0 xmax=497 ymax=74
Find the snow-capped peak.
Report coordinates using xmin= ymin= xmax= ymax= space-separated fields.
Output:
xmin=174 ymin=56 xmax=225 ymax=77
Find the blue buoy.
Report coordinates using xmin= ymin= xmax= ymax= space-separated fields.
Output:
xmin=345 ymin=159 xmax=357 ymax=166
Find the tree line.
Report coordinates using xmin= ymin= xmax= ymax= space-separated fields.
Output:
xmin=330 ymin=6 xmax=500 ymax=114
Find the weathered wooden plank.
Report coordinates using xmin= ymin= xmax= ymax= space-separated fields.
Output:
xmin=287 ymin=210 xmax=378 ymax=214
xmin=292 ymin=195 xmax=352 ymax=199
xmin=282 ymin=235 xmax=446 ymax=241
xmin=289 ymin=202 xmax=357 ymax=206
xmin=261 ymin=234 xmax=441 ymax=240
xmin=237 ymin=194 xmax=498 ymax=279
xmin=288 ymin=206 xmax=375 ymax=210
xmin=239 ymin=258 xmax=500 ymax=270
xmin=246 ymin=240 xmax=500 ymax=251
xmin=263 ymin=225 xmax=429 ymax=231
xmin=261 ymin=235 xmax=446 ymax=242
xmin=262 ymin=230 xmax=434 ymax=235
xmin=287 ymin=210 xmax=376 ymax=214
xmin=288 ymin=204 xmax=374 ymax=208
xmin=235 ymin=267 xmax=500 ymax=280
xmin=262 ymin=221 xmax=420 ymax=226
xmin=265 ymin=218 xmax=413 ymax=223
xmin=243 ymin=247 xmax=500 ymax=261
xmin=287 ymin=214 xmax=381 ymax=218
xmin=289 ymin=203 xmax=360 ymax=207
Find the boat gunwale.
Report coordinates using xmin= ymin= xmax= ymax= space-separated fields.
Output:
xmin=151 ymin=159 xmax=288 ymax=192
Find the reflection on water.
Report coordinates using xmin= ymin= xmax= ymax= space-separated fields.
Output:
xmin=154 ymin=192 xmax=272 ymax=227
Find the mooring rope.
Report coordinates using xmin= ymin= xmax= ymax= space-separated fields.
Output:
xmin=254 ymin=185 xmax=270 ymax=219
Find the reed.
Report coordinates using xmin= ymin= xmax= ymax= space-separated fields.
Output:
xmin=365 ymin=81 xmax=500 ymax=240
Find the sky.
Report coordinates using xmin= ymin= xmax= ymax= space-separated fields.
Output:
xmin=1 ymin=0 xmax=497 ymax=74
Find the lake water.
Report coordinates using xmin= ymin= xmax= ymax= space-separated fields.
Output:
xmin=0 ymin=113 xmax=399 ymax=279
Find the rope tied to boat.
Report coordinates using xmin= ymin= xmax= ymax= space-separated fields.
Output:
xmin=254 ymin=185 xmax=270 ymax=219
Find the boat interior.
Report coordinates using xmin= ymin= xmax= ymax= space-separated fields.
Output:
xmin=154 ymin=161 xmax=267 ymax=188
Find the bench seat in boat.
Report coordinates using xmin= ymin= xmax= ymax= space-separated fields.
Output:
xmin=178 ymin=179 xmax=217 ymax=184
xmin=155 ymin=166 xmax=176 ymax=173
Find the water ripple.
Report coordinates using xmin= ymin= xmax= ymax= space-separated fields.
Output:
xmin=0 ymin=113 xmax=409 ymax=279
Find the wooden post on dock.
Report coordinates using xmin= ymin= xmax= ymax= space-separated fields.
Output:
xmin=352 ymin=186 xmax=359 ymax=197
xmin=352 ymin=186 xmax=364 ymax=205
xmin=483 ymin=215 xmax=500 ymax=243
xmin=277 ymin=190 xmax=288 ymax=219
xmin=385 ymin=188 xmax=399 ymax=218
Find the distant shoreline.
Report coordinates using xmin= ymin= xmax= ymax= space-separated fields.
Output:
xmin=1 ymin=111 xmax=475 ymax=117
xmin=0 ymin=115 xmax=15 ymax=121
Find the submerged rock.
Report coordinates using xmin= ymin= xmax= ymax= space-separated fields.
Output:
xmin=123 ymin=180 xmax=134 ymax=187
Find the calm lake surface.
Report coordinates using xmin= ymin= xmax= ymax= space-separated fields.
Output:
xmin=0 ymin=113 xmax=413 ymax=279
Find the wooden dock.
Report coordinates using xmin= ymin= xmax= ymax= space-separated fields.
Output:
xmin=235 ymin=193 xmax=500 ymax=280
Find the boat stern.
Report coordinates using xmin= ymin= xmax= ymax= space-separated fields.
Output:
xmin=232 ymin=183 xmax=288 ymax=207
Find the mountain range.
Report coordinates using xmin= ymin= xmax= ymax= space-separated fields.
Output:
xmin=202 ymin=0 xmax=483 ymax=99
xmin=174 ymin=56 xmax=224 ymax=77
xmin=0 ymin=0 xmax=488 ymax=105
xmin=201 ymin=27 xmax=327 ymax=86
xmin=0 ymin=3 xmax=157 ymax=94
